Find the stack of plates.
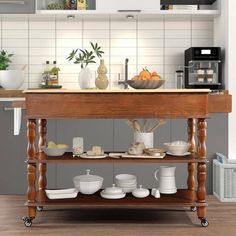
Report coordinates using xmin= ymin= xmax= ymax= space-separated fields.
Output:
xmin=115 ymin=174 xmax=137 ymax=193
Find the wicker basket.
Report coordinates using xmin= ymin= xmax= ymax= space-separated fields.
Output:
xmin=213 ymin=159 xmax=236 ymax=202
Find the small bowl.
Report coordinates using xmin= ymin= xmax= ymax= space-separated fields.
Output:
xmin=127 ymin=80 xmax=165 ymax=89
xmin=164 ymin=141 xmax=190 ymax=155
xmin=43 ymin=147 xmax=67 ymax=156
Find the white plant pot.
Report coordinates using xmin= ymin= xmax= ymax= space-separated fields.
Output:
xmin=134 ymin=132 xmax=154 ymax=149
xmin=0 ymin=70 xmax=25 ymax=90
xmin=78 ymin=68 xmax=94 ymax=89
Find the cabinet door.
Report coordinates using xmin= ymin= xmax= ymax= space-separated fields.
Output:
xmin=0 ymin=0 xmax=35 ymax=14
xmin=96 ymin=0 xmax=160 ymax=12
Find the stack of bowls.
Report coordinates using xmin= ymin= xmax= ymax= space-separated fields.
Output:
xmin=115 ymin=174 xmax=137 ymax=193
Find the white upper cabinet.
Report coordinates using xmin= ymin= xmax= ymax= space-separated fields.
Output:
xmin=96 ymin=0 xmax=160 ymax=13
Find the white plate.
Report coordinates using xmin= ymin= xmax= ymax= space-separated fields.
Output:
xmin=100 ymin=190 xmax=126 ymax=199
xmin=46 ymin=188 xmax=78 ymax=199
xmin=80 ymin=153 xmax=107 ymax=159
xmin=109 ymin=153 xmax=126 ymax=158
xmin=167 ymin=152 xmax=191 ymax=157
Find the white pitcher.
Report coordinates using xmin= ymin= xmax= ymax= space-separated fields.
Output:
xmin=154 ymin=166 xmax=177 ymax=194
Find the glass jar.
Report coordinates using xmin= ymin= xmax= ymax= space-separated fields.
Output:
xmin=176 ymin=70 xmax=184 ymax=89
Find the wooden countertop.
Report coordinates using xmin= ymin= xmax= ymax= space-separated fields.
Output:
xmin=0 ymin=89 xmax=24 ymax=98
xmin=12 ymin=89 xmax=232 ymax=114
xmin=23 ymin=89 xmax=210 ymax=93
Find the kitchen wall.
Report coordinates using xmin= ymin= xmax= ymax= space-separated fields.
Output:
xmin=0 ymin=15 xmax=224 ymax=195
xmin=0 ymin=15 xmax=213 ymax=89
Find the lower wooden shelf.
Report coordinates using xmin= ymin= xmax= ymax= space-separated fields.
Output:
xmin=26 ymin=189 xmax=207 ymax=208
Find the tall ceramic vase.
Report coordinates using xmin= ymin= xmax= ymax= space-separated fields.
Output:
xmin=95 ymin=59 xmax=109 ymax=89
xmin=78 ymin=68 xmax=94 ymax=89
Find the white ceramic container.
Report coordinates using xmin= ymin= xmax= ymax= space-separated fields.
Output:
xmin=134 ymin=132 xmax=154 ymax=148
xmin=78 ymin=68 xmax=95 ymax=89
xmin=73 ymin=170 xmax=103 ymax=194
xmin=155 ymin=166 xmax=177 ymax=194
xmin=132 ymin=185 xmax=150 ymax=198
xmin=43 ymin=147 xmax=67 ymax=156
xmin=164 ymin=141 xmax=190 ymax=155
xmin=0 ymin=70 xmax=25 ymax=90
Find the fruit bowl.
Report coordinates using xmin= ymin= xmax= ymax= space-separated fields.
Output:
xmin=127 ymin=80 xmax=165 ymax=89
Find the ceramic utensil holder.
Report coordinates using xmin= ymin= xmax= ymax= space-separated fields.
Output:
xmin=134 ymin=132 xmax=154 ymax=148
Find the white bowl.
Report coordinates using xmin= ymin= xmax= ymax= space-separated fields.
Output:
xmin=43 ymin=147 xmax=67 ymax=156
xmin=164 ymin=141 xmax=190 ymax=155
xmin=73 ymin=170 xmax=103 ymax=194
xmin=0 ymin=70 xmax=25 ymax=90
xmin=115 ymin=174 xmax=137 ymax=183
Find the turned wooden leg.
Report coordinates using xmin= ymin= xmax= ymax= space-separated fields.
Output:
xmin=27 ymin=119 xmax=37 ymax=219
xmin=187 ymin=118 xmax=196 ymax=195
xmin=197 ymin=118 xmax=207 ymax=219
xmin=38 ymin=119 xmax=47 ymax=203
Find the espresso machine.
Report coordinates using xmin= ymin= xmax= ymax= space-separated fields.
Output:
xmin=184 ymin=47 xmax=222 ymax=90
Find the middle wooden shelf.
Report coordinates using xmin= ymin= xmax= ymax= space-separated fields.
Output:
xmin=27 ymin=152 xmax=207 ymax=164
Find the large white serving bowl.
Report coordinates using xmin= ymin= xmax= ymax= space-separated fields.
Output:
xmin=164 ymin=141 xmax=190 ymax=155
xmin=73 ymin=170 xmax=103 ymax=194
xmin=0 ymin=70 xmax=25 ymax=90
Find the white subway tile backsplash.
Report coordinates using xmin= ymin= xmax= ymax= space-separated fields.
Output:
xmin=111 ymin=38 xmax=136 ymax=48
xmin=84 ymin=30 xmax=109 ymax=39
xmin=165 ymin=17 xmax=191 ymax=30
xmin=2 ymin=30 xmax=28 ymax=39
xmin=138 ymin=56 xmax=163 ymax=65
xmin=2 ymin=39 xmax=28 ymax=48
xmin=57 ymin=38 xmax=83 ymax=48
xmin=29 ymin=47 xmax=55 ymax=56
xmin=192 ymin=38 xmax=213 ymax=47
xmin=0 ymin=16 xmax=214 ymax=89
xmin=138 ymin=38 xmax=164 ymax=48
xmin=192 ymin=30 xmax=213 ymax=39
xmin=84 ymin=21 xmax=109 ymax=29
xmin=138 ymin=21 xmax=164 ymax=30
xmin=138 ymin=30 xmax=164 ymax=39
xmin=192 ymin=20 xmax=213 ymax=30
xmin=30 ymin=30 xmax=55 ymax=39
xmin=138 ymin=48 xmax=163 ymax=56
xmin=111 ymin=30 xmax=136 ymax=39
xmin=29 ymin=39 xmax=55 ymax=48
xmin=56 ymin=20 xmax=82 ymax=30
xmin=165 ymin=30 xmax=190 ymax=39
xmin=56 ymin=30 xmax=82 ymax=39
xmin=111 ymin=21 xmax=136 ymax=30
xmin=165 ymin=39 xmax=191 ymax=48
xmin=29 ymin=20 xmax=55 ymax=30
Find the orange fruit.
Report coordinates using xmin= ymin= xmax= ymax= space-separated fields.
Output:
xmin=152 ymin=71 xmax=158 ymax=76
xmin=139 ymin=68 xmax=151 ymax=80
xmin=132 ymin=76 xmax=140 ymax=80
xmin=151 ymin=75 xmax=161 ymax=80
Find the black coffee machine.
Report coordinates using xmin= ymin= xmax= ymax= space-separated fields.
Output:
xmin=184 ymin=47 xmax=222 ymax=90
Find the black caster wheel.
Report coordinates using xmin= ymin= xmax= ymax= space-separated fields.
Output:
xmin=190 ymin=206 xmax=197 ymax=212
xmin=200 ymin=218 xmax=209 ymax=227
xmin=36 ymin=206 xmax=43 ymax=212
xmin=22 ymin=217 xmax=33 ymax=227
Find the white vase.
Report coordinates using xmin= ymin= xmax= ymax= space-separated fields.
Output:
xmin=134 ymin=132 xmax=154 ymax=149
xmin=0 ymin=70 xmax=25 ymax=90
xmin=78 ymin=68 xmax=94 ymax=89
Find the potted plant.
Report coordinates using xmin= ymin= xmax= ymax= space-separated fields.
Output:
xmin=67 ymin=42 xmax=104 ymax=89
xmin=0 ymin=50 xmax=25 ymax=90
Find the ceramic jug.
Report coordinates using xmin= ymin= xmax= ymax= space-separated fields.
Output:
xmin=154 ymin=166 xmax=177 ymax=194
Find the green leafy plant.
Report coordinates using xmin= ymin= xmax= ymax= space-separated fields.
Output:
xmin=67 ymin=42 xmax=104 ymax=69
xmin=0 ymin=50 xmax=13 ymax=70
